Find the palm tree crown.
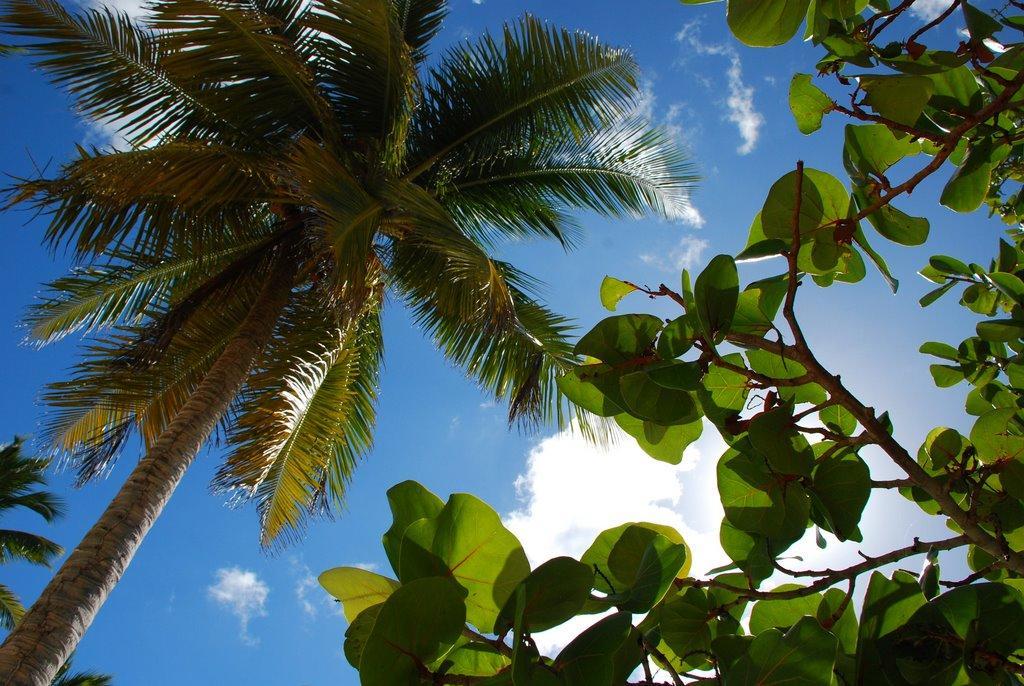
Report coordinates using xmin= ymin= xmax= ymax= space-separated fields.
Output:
xmin=0 ymin=440 xmax=63 ymax=629
xmin=4 ymin=0 xmax=696 ymax=546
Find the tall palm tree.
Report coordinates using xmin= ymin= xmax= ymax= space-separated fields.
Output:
xmin=51 ymin=657 xmax=111 ymax=686
xmin=0 ymin=0 xmax=695 ymax=682
xmin=0 ymin=440 xmax=63 ymax=631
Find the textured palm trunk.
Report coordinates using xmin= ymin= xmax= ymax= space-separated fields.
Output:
xmin=0 ymin=255 xmax=295 ymax=686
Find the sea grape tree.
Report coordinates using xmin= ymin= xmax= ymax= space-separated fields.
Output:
xmin=319 ymin=1 xmax=1024 ymax=683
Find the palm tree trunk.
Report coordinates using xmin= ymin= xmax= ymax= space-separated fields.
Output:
xmin=0 ymin=254 xmax=295 ymax=686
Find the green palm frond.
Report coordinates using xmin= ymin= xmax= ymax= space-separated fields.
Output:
xmin=0 ymin=0 xmax=239 ymax=144
xmin=42 ymin=277 xmax=265 ymax=482
xmin=304 ymin=0 xmax=414 ymax=164
xmin=216 ymin=295 xmax=382 ymax=546
xmin=147 ymin=0 xmax=333 ymax=141
xmin=0 ymin=582 xmax=24 ymax=631
xmin=9 ymin=143 xmax=278 ymax=255
xmin=51 ymin=656 xmax=113 ymax=686
xmin=0 ymin=529 xmax=63 ymax=566
xmin=51 ymin=671 xmax=112 ymax=686
xmin=442 ymin=119 xmax=698 ymax=225
xmin=27 ymin=235 xmax=275 ymax=344
xmin=406 ymin=14 xmax=639 ymax=181
xmin=0 ymin=442 xmax=64 ymax=521
xmin=392 ymin=0 xmax=446 ymax=63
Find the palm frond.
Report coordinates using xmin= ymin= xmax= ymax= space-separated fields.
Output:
xmin=441 ymin=119 xmax=698 ymax=228
xmin=304 ymin=0 xmax=414 ymax=166
xmin=27 ymin=235 xmax=275 ymax=344
xmin=216 ymin=294 xmax=382 ymax=546
xmin=392 ymin=0 xmax=447 ymax=63
xmin=0 ymin=0 xmax=240 ymax=144
xmin=148 ymin=0 xmax=334 ymax=140
xmin=51 ymin=671 xmax=112 ymax=686
xmin=0 ymin=441 xmax=64 ymax=521
xmin=405 ymin=14 xmax=639 ymax=181
xmin=0 ymin=529 xmax=62 ymax=566
xmin=0 ymin=582 xmax=24 ymax=631
xmin=389 ymin=223 xmax=578 ymax=426
xmin=42 ymin=276 xmax=265 ymax=482
xmin=8 ymin=143 xmax=278 ymax=255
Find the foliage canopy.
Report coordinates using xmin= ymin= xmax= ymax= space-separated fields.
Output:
xmin=320 ymin=1 xmax=1024 ymax=683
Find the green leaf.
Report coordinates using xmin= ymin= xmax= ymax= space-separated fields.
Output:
xmin=749 ymin=408 xmax=815 ymax=476
xmin=619 ymin=370 xmax=700 ymax=425
xmin=599 ymin=276 xmax=637 ymax=311
xmin=859 ymin=75 xmax=934 ymax=126
xmin=344 ymin=604 xmax=382 ymax=668
xmin=789 ymin=74 xmax=832 ymax=134
xmin=661 ymin=587 xmax=740 ymax=669
xmin=694 ymin=254 xmax=739 ymax=344
xmin=843 ymin=124 xmax=919 ymax=181
xmin=809 ymin=452 xmax=871 ymax=541
xmin=887 ymin=583 xmax=1024 ymax=684
xmin=557 ymin=366 xmax=625 ymax=417
xmin=575 ymin=314 xmax=664 ymax=363
xmin=700 ymin=354 xmax=750 ymax=419
xmin=434 ymin=643 xmax=510 ymax=678
xmin=657 ymin=315 xmax=697 ymax=359
xmin=963 ymin=2 xmax=1003 ymax=41
xmin=717 ymin=444 xmax=786 ymax=535
xmin=319 ymin=567 xmax=401 ymax=622
xmin=726 ymin=0 xmax=811 ymax=47
xmin=919 ymin=281 xmax=956 ymax=307
xmin=854 ymin=185 xmax=929 ymax=246
xmin=554 ymin=612 xmax=633 ymax=686
xmin=977 ymin=319 xmax=1024 ymax=342
xmin=929 ymin=255 xmax=971 ymax=276
xmin=820 ymin=405 xmax=857 ymax=436
xmin=919 ymin=341 xmax=959 ymax=361
xmin=359 ymin=577 xmax=467 ymax=686
xmin=410 ymin=494 xmax=531 ymax=632
xmin=761 ymin=168 xmax=852 ymax=241
xmin=854 ymin=571 xmax=927 ymax=683
xmin=382 ymin=481 xmax=444 ymax=574
xmin=940 ymin=139 xmax=1001 ymax=213
xmin=724 ymin=616 xmax=837 ymax=685
xmin=581 ymin=522 xmax=691 ymax=595
xmin=615 ymin=414 xmax=703 ymax=465
xmin=970 ymin=407 xmax=1024 ymax=463
xmin=748 ymin=584 xmax=822 ymax=634
xmin=930 ymin=364 xmax=965 ymax=388
xmin=609 ymin=527 xmax=689 ymax=612
xmin=647 ymin=361 xmax=703 ymax=390
xmin=496 ymin=557 xmax=594 ymax=633
xmin=746 ymin=349 xmax=826 ymax=405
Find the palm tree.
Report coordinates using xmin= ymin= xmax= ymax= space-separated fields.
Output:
xmin=0 ymin=0 xmax=695 ymax=682
xmin=0 ymin=440 xmax=63 ymax=631
xmin=51 ymin=658 xmax=111 ymax=686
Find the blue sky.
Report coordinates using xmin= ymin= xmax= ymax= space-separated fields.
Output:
xmin=0 ymin=0 xmax=1005 ymax=683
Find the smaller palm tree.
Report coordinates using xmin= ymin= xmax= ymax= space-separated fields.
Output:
xmin=51 ymin=657 xmax=111 ymax=686
xmin=0 ymin=439 xmax=63 ymax=630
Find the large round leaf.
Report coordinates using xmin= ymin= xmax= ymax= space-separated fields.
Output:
xmin=724 ymin=616 xmax=837 ymax=685
xmin=727 ymin=0 xmax=810 ymax=47
xmin=615 ymin=414 xmax=703 ymax=465
xmin=382 ymin=481 xmax=444 ymax=573
xmin=428 ymin=494 xmax=531 ymax=632
xmin=970 ymin=408 xmax=1024 ymax=463
xmin=319 ymin=567 xmax=400 ymax=622
xmin=809 ymin=452 xmax=871 ymax=542
xmin=760 ymin=168 xmax=851 ymax=242
xmin=496 ymin=557 xmax=594 ymax=633
xmin=359 ymin=577 xmax=467 ymax=686
xmin=694 ymin=254 xmax=739 ymax=344
xmin=574 ymin=314 xmax=663 ymax=364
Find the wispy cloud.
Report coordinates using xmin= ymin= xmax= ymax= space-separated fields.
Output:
xmin=640 ymin=235 xmax=710 ymax=272
xmin=910 ymin=0 xmax=953 ymax=21
xmin=675 ymin=22 xmax=764 ymax=155
xmin=207 ymin=567 xmax=269 ymax=645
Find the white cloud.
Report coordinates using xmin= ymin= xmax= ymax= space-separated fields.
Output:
xmin=640 ymin=235 xmax=710 ymax=272
xmin=675 ymin=22 xmax=764 ymax=155
xmin=503 ymin=425 xmax=728 ymax=653
xmin=207 ymin=567 xmax=270 ymax=645
xmin=910 ymin=0 xmax=953 ymax=21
